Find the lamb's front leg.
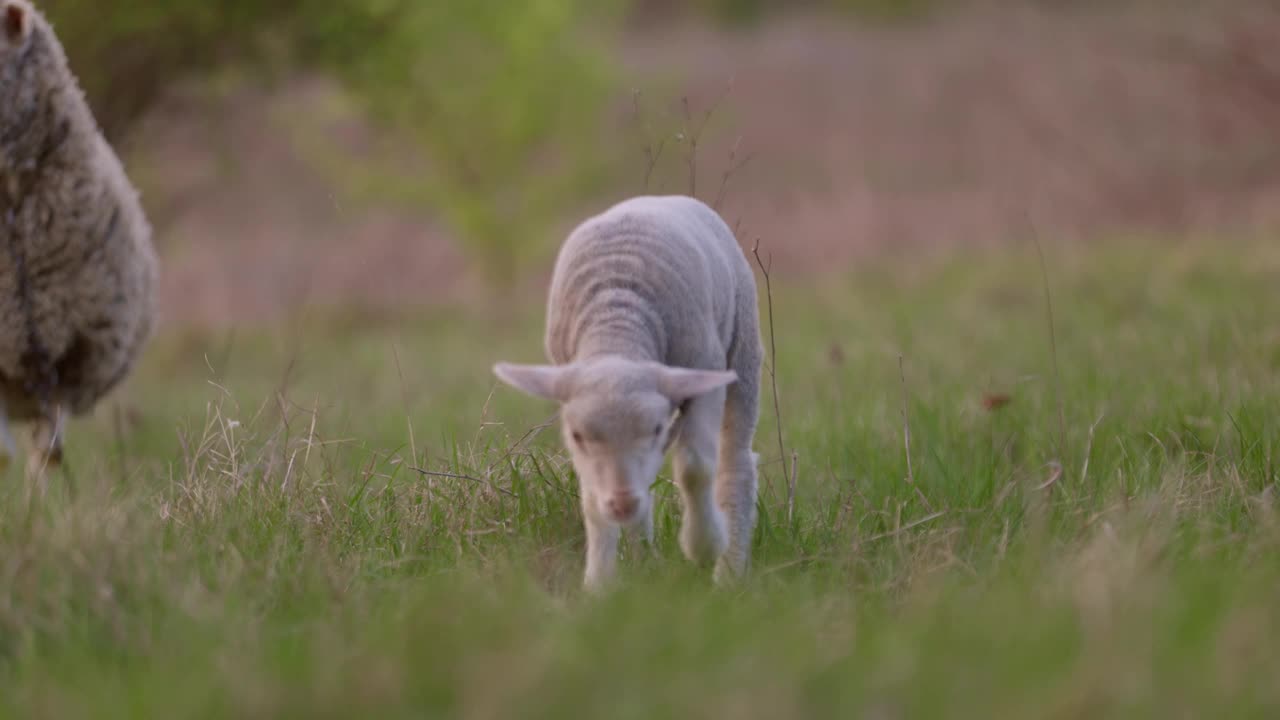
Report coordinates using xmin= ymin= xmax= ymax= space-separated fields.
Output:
xmin=582 ymin=496 xmax=621 ymax=592
xmin=673 ymin=390 xmax=728 ymax=568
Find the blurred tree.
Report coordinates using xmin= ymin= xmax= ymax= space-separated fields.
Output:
xmin=41 ymin=0 xmax=620 ymax=286
xmin=630 ymin=0 xmax=937 ymax=27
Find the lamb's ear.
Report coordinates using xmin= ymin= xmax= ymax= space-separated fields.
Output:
xmin=493 ymin=362 xmax=576 ymax=403
xmin=655 ymin=366 xmax=738 ymax=403
xmin=3 ymin=2 xmax=28 ymax=44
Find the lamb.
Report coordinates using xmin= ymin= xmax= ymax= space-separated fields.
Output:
xmin=0 ymin=0 xmax=159 ymax=480
xmin=493 ymin=194 xmax=762 ymax=590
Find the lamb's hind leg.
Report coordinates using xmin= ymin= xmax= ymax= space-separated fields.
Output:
xmin=713 ymin=425 xmax=759 ymax=584
xmin=714 ymin=336 xmax=763 ymax=585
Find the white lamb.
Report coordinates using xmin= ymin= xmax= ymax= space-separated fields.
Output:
xmin=493 ymin=194 xmax=763 ymax=590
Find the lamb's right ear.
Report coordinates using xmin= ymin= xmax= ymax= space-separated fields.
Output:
xmin=3 ymin=2 xmax=28 ymax=44
xmin=492 ymin=362 xmax=575 ymax=403
xmin=655 ymin=366 xmax=738 ymax=403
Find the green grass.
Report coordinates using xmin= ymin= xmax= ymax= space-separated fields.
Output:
xmin=2 ymin=235 xmax=1279 ymax=718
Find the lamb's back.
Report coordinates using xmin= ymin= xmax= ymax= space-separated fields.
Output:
xmin=545 ymin=195 xmax=752 ymax=368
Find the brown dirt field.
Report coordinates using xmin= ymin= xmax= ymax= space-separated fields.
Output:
xmin=126 ymin=4 xmax=1280 ymax=330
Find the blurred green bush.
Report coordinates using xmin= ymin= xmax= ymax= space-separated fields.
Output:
xmin=631 ymin=0 xmax=938 ymax=26
xmin=42 ymin=0 xmax=620 ymax=285
xmin=37 ymin=0 xmax=931 ymax=283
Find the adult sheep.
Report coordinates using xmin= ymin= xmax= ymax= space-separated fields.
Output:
xmin=0 ymin=0 xmax=159 ymax=481
xmin=494 ymin=194 xmax=762 ymax=590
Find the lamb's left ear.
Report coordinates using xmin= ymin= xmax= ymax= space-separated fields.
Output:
xmin=493 ymin=362 xmax=576 ymax=403
xmin=3 ymin=2 xmax=28 ymax=44
xmin=655 ymin=366 xmax=738 ymax=403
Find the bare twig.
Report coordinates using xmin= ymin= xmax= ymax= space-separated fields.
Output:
xmin=1026 ymin=211 xmax=1068 ymax=463
xmin=390 ymin=338 xmax=418 ymax=465
xmin=786 ymin=449 xmax=798 ymax=525
xmin=631 ymin=89 xmax=668 ymax=192
xmin=111 ymin=402 xmax=129 ymax=485
xmin=410 ymin=466 xmax=517 ymax=499
xmin=713 ymin=134 xmax=755 ymax=211
xmin=865 ymin=510 xmax=947 ymax=543
xmin=752 ymin=238 xmax=788 ymax=502
xmin=679 ymin=77 xmax=735 ymax=200
xmin=1035 ymin=460 xmax=1064 ymax=492
xmin=898 ymin=354 xmax=915 ymax=485
xmin=1080 ymin=410 xmax=1106 ymax=486
xmin=898 ymin=354 xmax=935 ymax=511
xmin=484 ymin=411 xmax=558 ymax=476
xmin=681 ymin=97 xmax=697 ymax=197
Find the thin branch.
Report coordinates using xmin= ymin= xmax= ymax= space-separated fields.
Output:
xmin=865 ymin=510 xmax=948 ymax=543
xmin=681 ymin=96 xmax=697 ymax=197
xmin=410 ymin=466 xmax=517 ymax=499
xmin=1035 ymin=460 xmax=1064 ymax=492
xmin=897 ymin=354 xmax=936 ymax=511
xmin=1079 ymin=410 xmax=1106 ymax=486
xmin=898 ymin=354 xmax=915 ymax=485
xmin=786 ymin=449 xmax=798 ymax=525
xmin=631 ymin=89 xmax=667 ymax=192
xmin=484 ymin=411 xmax=558 ymax=475
xmin=713 ymin=134 xmax=755 ymax=211
xmin=679 ymin=76 xmax=735 ymax=200
xmin=1026 ymin=211 xmax=1067 ymax=463
xmin=752 ymin=237 xmax=788 ymax=503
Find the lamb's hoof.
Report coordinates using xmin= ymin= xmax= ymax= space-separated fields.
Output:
xmin=0 ymin=452 xmax=11 ymax=474
xmin=712 ymin=556 xmax=749 ymax=587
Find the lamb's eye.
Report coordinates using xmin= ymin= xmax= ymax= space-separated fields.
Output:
xmin=571 ymin=430 xmax=584 ymax=446
xmin=653 ymin=423 xmax=663 ymax=437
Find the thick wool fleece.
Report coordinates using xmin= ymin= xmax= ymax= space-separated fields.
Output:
xmin=0 ymin=0 xmax=158 ymax=427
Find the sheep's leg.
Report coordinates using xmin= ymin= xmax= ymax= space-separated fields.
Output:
xmin=672 ymin=387 xmax=728 ymax=568
xmin=713 ymin=322 xmax=763 ymax=585
xmin=582 ymin=496 xmax=621 ymax=592
xmin=25 ymin=404 xmax=66 ymax=486
xmin=0 ymin=402 xmax=15 ymax=473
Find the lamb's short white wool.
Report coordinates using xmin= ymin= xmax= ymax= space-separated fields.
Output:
xmin=494 ymin=194 xmax=763 ymax=590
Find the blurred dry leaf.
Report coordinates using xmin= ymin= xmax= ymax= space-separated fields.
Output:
xmin=828 ymin=342 xmax=845 ymax=366
xmin=982 ymin=393 xmax=1012 ymax=412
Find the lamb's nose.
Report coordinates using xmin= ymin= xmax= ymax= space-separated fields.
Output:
xmin=606 ymin=493 xmax=639 ymax=522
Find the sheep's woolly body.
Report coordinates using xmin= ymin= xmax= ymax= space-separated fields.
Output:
xmin=544 ymin=194 xmax=764 ymax=585
xmin=0 ymin=0 xmax=158 ymax=465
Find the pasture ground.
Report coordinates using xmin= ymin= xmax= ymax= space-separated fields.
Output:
xmin=1 ymin=235 xmax=1278 ymax=718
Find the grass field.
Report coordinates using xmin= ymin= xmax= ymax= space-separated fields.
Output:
xmin=1 ymin=234 xmax=1278 ymax=718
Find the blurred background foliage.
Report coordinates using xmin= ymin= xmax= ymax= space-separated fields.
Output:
xmin=31 ymin=0 xmax=1270 ymax=311
xmin=43 ymin=0 xmax=626 ymax=284
xmin=39 ymin=0 xmax=939 ymax=284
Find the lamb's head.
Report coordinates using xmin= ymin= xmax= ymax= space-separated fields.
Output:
xmin=494 ymin=356 xmax=737 ymax=526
